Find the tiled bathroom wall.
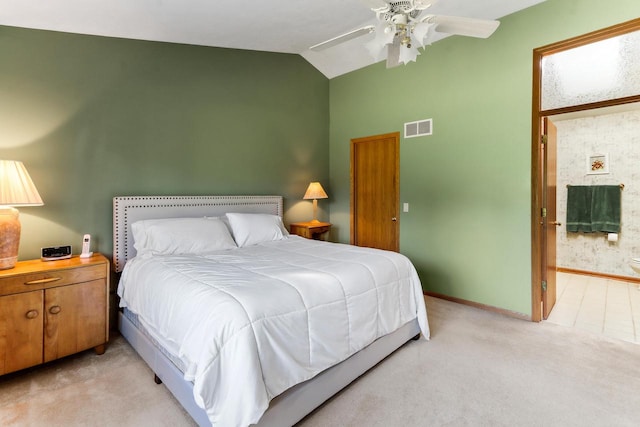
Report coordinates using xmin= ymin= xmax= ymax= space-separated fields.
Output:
xmin=555 ymin=109 xmax=640 ymax=278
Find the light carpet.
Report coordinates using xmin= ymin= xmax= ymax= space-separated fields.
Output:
xmin=2 ymin=296 xmax=639 ymax=426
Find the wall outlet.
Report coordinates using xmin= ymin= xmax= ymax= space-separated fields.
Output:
xmin=403 ymin=203 xmax=409 ymax=212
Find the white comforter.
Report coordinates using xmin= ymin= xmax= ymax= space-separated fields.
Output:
xmin=118 ymin=236 xmax=429 ymax=427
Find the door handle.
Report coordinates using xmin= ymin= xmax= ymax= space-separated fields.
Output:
xmin=391 ymin=217 xmax=397 ymax=222
xmin=551 ymin=221 xmax=562 ymax=226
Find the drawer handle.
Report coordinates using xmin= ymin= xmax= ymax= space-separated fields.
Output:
xmin=25 ymin=310 xmax=39 ymax=319
xmin=24 ymin=277 xmax=62 ymax=285
xmin=49 ymin=305 xmax=62 ymax=315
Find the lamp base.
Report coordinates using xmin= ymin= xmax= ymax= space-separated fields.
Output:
xmin=310 ymin=199 xmax=321 ymax=223
xmin=0 ymin=256 xmax=18 ymax=270
xmin=0 ymin=208 xmax=21 ymax=270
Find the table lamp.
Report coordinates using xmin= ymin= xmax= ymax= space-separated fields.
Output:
xmin=303 ymin=182 xmax=328 ymax=223
xmin=0 ymin=160 xmax=44 ymax=269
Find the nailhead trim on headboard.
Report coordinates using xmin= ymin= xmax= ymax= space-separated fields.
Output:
xmin=113 ymin=195 xmax=283 ymax=273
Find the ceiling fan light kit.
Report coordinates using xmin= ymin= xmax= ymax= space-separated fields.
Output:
xmin=310 ymin=0 xmax=500 ymax=69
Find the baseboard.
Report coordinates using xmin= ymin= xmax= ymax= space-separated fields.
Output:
xmin=425 ymin=270 xmax=640 ymax=323
xmin=557 ymin=267 xmax=640 ymax=284
xmin=424 ymin=291 xmax=531 ymax=322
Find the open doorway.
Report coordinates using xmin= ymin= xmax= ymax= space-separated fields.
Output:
xmin=546 ymin=104 xmax=640 ymax=344
xmin=531 ymin=18 xmax=640 ymax=322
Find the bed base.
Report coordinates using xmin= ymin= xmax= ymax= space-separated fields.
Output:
xmin=118 ymin=311 xmax=420 ymax=427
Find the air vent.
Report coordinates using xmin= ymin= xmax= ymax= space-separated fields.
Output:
xmin=404 ymin=119 xmax=433 ymax=138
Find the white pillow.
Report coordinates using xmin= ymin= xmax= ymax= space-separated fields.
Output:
xmin=225 ymin=213 xmax=288 ymax=247
xmin=131 ymin=217 xmax=237 ymax=256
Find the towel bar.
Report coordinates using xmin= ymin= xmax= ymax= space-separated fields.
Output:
xmin=566 ymin=184 xmax=624 ymax=189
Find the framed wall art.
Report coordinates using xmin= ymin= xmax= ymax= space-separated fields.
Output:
xmin=586 ymin=153 xmax=609 ymax=175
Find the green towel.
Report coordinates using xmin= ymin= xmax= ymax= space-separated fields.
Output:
xmin=591 ymin=185 xmax=621 ymax=232
xmin=566 ymin=185 xmax=620 ymax=233
xmin=566 ymin=186 xmax=592 ymax=232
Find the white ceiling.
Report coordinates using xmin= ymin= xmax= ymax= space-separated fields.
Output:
xmin=0 ymin=0 xmax=546 ymax=78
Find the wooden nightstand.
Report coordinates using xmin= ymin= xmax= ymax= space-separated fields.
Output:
xmin=290 ymin=221 xmax=332 ymax=240
xmin=0 ymin=253 xmax=109 ymax=376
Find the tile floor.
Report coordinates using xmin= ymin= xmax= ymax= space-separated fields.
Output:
xmin=546 ymin=272 xmax=640 ymax=344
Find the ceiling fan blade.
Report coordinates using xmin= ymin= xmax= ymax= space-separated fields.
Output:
xmin=430 ymin=15 xmax=500 ymax=38
xmin=309 ymin=26 xmax=376 ymax=51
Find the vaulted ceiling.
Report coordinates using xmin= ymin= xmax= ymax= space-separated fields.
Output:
xmin=0 ymin=0 xmax=546 ymax=78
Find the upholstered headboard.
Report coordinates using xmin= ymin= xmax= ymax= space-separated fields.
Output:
xmin=112 ymin=195 xmax=283 ymax=272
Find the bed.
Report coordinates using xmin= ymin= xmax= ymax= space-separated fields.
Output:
xmin=113 ymin=195 xmax=429 ymax=427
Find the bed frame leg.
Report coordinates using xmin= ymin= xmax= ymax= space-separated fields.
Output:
xmin=411 ymin=333 xmax=420 ymax=341
xmin=154 ymin=374 xmax=163 ymax=385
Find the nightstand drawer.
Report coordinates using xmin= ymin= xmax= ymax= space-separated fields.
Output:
xmin=307 ymin=225 xmax=330 ymax=236
xmin=290 ymin=221 xmax=332 ymax=240
xmin=0 ymin=264 xmax=105 ymax=296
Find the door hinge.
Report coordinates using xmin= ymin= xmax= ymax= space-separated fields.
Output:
xmin=541 ymin=280 xmax=547 ymax=292
xmin=541 ymin=207 xmax=547 ymax=218
xmin=541 ymin=135 xmax=548 ymax=144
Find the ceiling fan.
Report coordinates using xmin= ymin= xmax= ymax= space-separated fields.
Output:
xmin=309 ymin=0 xmax=501 ymax=68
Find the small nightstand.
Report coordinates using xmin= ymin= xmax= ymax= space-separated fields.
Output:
xmin=0 ymin=254 xmax=110 ymax=376
xmin=290 ymin=221 xmax=332 ymax=240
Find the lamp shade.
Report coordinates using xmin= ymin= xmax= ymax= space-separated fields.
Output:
xmin=303 ymin=182 xmax=328 ymax=200
xmin=0 ymin=160 xmax=44 ymax=207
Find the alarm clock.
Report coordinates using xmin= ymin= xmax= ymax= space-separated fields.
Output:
xmin=41 ymin=245 xmax=72 ymax=261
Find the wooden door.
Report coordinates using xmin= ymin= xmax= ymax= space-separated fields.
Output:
xmin=44 ymin=280 xmax=106 ymax=362
xmin=0 ymin=291 xmax=43 ymax=374
xmin=350 ymin=132 xmax=400 ymax=251
xmin=542 ymin=118 xmax=558 ymax=319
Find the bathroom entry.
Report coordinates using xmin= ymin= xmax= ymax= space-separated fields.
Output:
xmin=531 ymin=18 xmax=640 ymax=322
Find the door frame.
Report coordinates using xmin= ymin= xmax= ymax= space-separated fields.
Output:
xmin=530 ymin=18 xmax=640 ymax=322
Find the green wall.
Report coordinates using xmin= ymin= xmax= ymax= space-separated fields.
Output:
xmin=328 ymin=0 xmax=639 ymax=316
xmin=2 ymin=0 xmax=637 ymax=318
xmin=0 ymin=26 xmax=329 ymax=262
